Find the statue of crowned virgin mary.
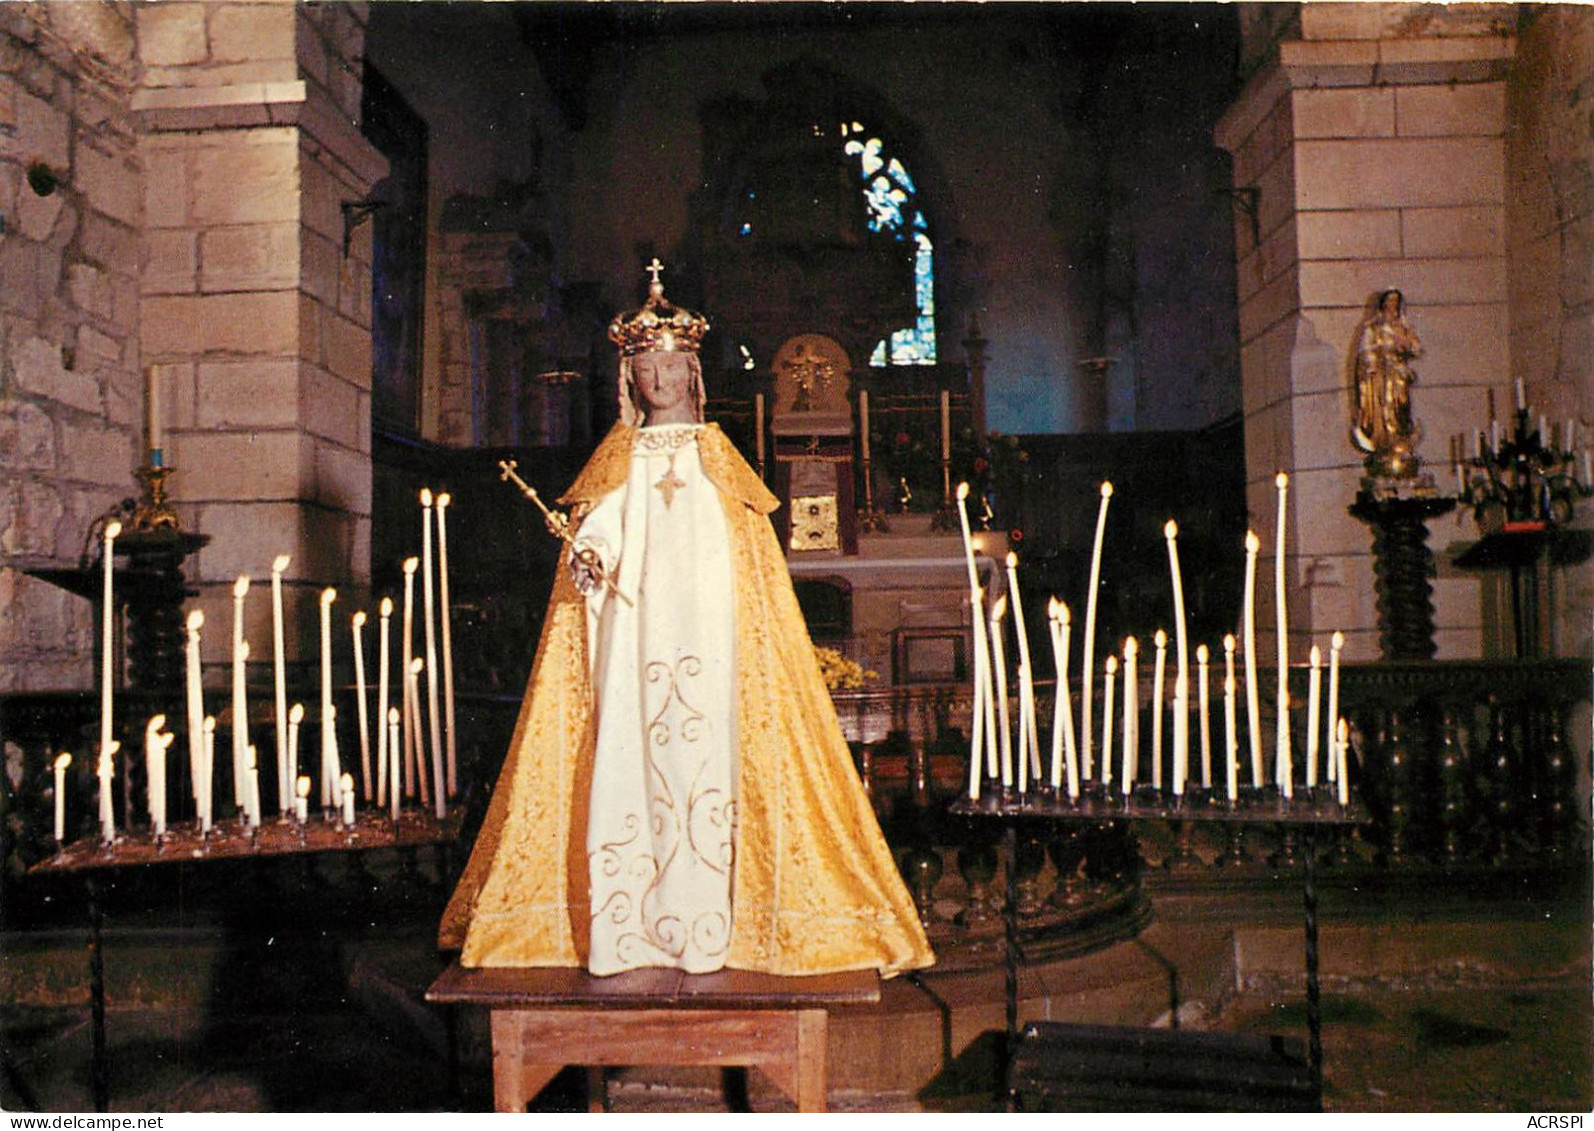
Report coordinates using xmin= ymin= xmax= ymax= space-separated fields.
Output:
xmin=440 ymin=264 xmax=934 ymax=979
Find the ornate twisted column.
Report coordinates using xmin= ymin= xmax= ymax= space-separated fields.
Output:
xmin=1349 ymin=487 xmax=1457 ymax=661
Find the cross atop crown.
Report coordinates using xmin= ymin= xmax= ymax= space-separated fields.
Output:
xmin=646 ymin=258 xmax=665 ymax=287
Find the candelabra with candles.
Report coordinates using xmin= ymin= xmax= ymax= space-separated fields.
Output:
xmin=1453 ymin=380 xmax=1592 ymax=533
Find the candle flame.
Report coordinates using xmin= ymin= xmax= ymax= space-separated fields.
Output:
xmin=1005 ymin=551 xmax=1018 ymax=568
xmin=1245 ymin=530 xmax=1260 ymax=553
xmin=1331 ymin=630 xmax=1345 ymax=649
xmin=341 ymin=772 xmax=353 ymax=789
xmin=1105 ymin=655 xmax=1118 ymax=674
xmin=420 ymin=488 xmax=433 ymax=507
xmin=233 ymin=575 xmax=250 ymax=598
xmin=436 ymin=492 xmax=451 ymax=508
xmin=991 ymin=594 xmax=1008 ymax=619
xmin=380 ymin=597 xmax=394 ymax=616
xmin=1337 ymin=717 xmax=1349 ymax=740
xmin=353 ymin=611 xmax=367 ymax=628
xmin=1123 ymin=635 xmax=1137 ymax=657
xmin=403 ymin=557 xmax=419 ymax=574
xmin=104 ymin=520 xmax=122 ymax=540
xmin=1100 ymin=481 xmax=1113 ymax=498
xmin=1163 ymin=519 xmax=1178 ymax=539
xmin=272 ymin=554 xmax=291 ymax=574
xmin=1196 ymin=643 xmax=1209 ymax=663
xmin=321 ymin=587 xmax=337 ymax=605
xmin=1275 ymin=471 xmax=1289 ymax=490
xmin=388 ymin=707 xmax=400 ymax=724
xmin=55 ymin=752 xmax=72 ymax=771
xmin=1223 ymin=633 xmax=1236 ymax=652
xmin=146 ymin=714 xmax=167 ymax=734
xmin=296 ymin=776 xmax=311 ymax=798
xmin=1154 ymin=628 xmax=1167 ymax=648
xmin=203 ymin=716 xmax=216 ymax=734
xmin=410 ymin=657 xmax=424 ymax=674
xmin=289 ymin=703 xmax=304 ymax=724
xmin=956 ymin=481 xmax=970 ymax=501
xmin=1310 ymin=643 xmax=1322 ymax=663
xmin=187 ymin=609 xmax=204 ymax=631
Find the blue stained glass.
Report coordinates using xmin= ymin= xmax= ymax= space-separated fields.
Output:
xmin=842 ymin=123 xmax=936 ymax=366
xmin=887 ymin=158 xmax=915 ymax=193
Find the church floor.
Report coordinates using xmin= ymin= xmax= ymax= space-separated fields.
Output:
xmin=3 ymin=880 xmax=1589 ymax=1113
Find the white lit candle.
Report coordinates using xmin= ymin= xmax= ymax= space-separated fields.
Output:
xmin=243 ymin=744 xmax=260 ymax=829
xmin=231 ymin=575 xmax=250 ymax=807
xmin=407 ymin=657 xmax=427 ymax=804
xmin=294 ymin=776 xmax=310 ymax=825
xmin=1048 ymin=599 xmax=1079 ymax=798
xmin=401 ymin=558 xmax=419 ymax=799
xmin=1151 ymin=629 xmax=1167 ymax=790
xmin=184 ymin=610 xmax=205 ymax=816
xmin=1081 ymin=482 xmax=1113 ymax=780
xmin=387 ymin=707 xmax=401 ymax=821
xmin=989 ymin=594 xmax=1013 ymax=790
xmin=1242 ymin=531 xmax=1263 ymax=786
xmin=144 ymin=715 xmax=167 ymax=836
xmin=1224 ymin=674 xmax=1238 ymax=802
xmin=1100 ymin=655 xmax=1117 ymax=788
xmin=1326 ymin=631 xmax=1344 ymax=784
xmin=436 ymin=492 xmax=458 ymax=797
xmin=1196 ymin=643 xmax=1212 ymax=790
xmin=53 ymin=753 xmax=71 ymax=845
xmin=1005 ymin=553 xmax=1040 ymax=791
xmin=1336 ymin=717 xmax=1350 ymax=807
xmin=319 ymin=587 xmax=337 ymax=807
xmin=322 ymin=703 xmax=342 ymax=810
xmin=1306 ymin=644 xmax=1322 ymax=789
xmin=352 ymin=611 xmax=372 ymax=802
xmin=1273 ymin=473 xmax=1291 ymax=795
xmin=270 ymin=555 xmax=290 ymax=815
xmin=420 ymin=490 xmax=444 ymax=810
xmin=99 ymin=520 xmax=122 ymax=794
xmin=341 ymin=772 xmax=356 ymax=827
xmin=288 ymin=702 xmax=304 ymax=790
xmin=200 ymin=717 xmax=215 ymax=834
xmin=1121 ymin=636 xmax=1138 ymax=794
xmin=955 ymin=484 xmax=993 ymax=799
xmin=377 ymin=597 xmax=393 ymax=807
xmin=1164 ymin=520 xmax=1191 ymax=795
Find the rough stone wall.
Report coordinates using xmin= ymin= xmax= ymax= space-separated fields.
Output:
xmin=0 ymin=3 xmax=141 ymax=691
xmin=1506 ymin=5 xmax=1594 ymax=657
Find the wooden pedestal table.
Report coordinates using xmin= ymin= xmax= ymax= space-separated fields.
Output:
xmin=425 ymin=964 xmax=880 ymax=1112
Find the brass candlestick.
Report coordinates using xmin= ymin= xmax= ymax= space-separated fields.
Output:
xmin=130 ymin=463 xmax=180 ymax=533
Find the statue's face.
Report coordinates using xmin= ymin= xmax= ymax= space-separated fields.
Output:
xmin=1381 ymin=291 xmax=1402 ymax=317
xmin=632 ymin=351 xmax=695 ymax=418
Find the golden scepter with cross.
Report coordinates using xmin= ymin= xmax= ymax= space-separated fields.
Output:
xmin=498 ymin=459 xmax=633 ymax=606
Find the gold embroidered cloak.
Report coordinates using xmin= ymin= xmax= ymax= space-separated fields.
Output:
xmin=439 ymin=422 xmax=934 ymax=977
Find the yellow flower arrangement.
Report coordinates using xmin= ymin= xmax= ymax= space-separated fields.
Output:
xmin=814 ymin=646 xmax=878 ymax=691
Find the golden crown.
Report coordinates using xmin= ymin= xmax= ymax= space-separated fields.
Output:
xmin=607 ymin=259 xmax=710 ymax=356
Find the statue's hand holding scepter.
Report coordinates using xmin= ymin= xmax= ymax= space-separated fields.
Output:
xmin=498 ymin=460 xmax=633 ymax=606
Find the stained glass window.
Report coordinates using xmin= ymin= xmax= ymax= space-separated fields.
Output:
xmin=842 ymin=122 xmax=936 ymax=365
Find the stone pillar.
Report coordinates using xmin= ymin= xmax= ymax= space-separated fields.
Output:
xmin=134 ymin=2 xmax=386 ymax=675
xmin=1215 ymin=3 xmax=1516 ymax=662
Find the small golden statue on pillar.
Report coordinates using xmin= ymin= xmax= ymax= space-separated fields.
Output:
xmin=1351 ymin=288 xmax=1424 ymax=482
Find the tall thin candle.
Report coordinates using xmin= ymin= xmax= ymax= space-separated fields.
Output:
xmin=989 ymin=594 xmax=1013 ymax=790
xmin=1326 ymin=631 xmax=1344 ymax=783
xmin=1274 ymin=472 xmax=1292 ymax=796
xmin=408 ymin=657 xmax=428 ymax=804
xmin=1151 ymin=630 xmax=1167 ymax=790
xmin=352 ymin=611 xmax=372 ymax=801
xmin=231 ymin=575 xmax=249 ymax=807
xmin=1081 ymin=482 xmax=1113 ymax=780
xmin=1224 ymin=674 xmax=1238 ymax=802
xmin=1164 ymin=520 xmax=1190 ymax=794
xmin=436 ymin=492 xmax=458 ymax=797
xmin=940 ymin=389 xmax=951 ymax=462
xmin=1336 ymin=717 xmax=1350 ymax=806
xmin=1196 ymin=643 xmax=1212 ymax=789
xmin=53 ymin=753 xmax=71 ymax=845
xmin=1306 ymin=643 xmax=1322 ymax=788
xmin=1100 ymin=655 xmax=1117 ymax=788
xmin=387 ymin=706 xmax=401 ymax=820
xmin=955 ymin=483 xmax=993 ymax=799
xmin=401 ymin=558 xmax=419 ymax=798
xmin=184 ymin=610 xmax=205 ymax=817
xmin=270 ymin=555 xmax=290 ymax=815
xmin=144 ymin=715 xmax=168 ymax=836
xmin=288 ymin=703 xmax=304 ymax=791
xmin=319 ymin=588 xmax=339 ymax=807
xmin=99 ymin=520 xmax=122 ymax=809
xmin=1242 ymin=531 xmax=1264 ymax=785
xmin=98 ymin=740 xmax=118 ymax=844
xmin=1048 ymin=599 xmax=1079 ymax=798
xmin=322 ymin=703 xmax=341 ymax=810
xmin=1121 ymin=637 xmax=1138 ymax=793
xmin=200 ymin=717 xmax=215 ymax=834
xmin=378 ymin=598 xmax=393 ymax=807
xmin=419 ymin=490 xmax=444 ymax=805
xmin=1005 ymin=553 xmax=1040 ymax=788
